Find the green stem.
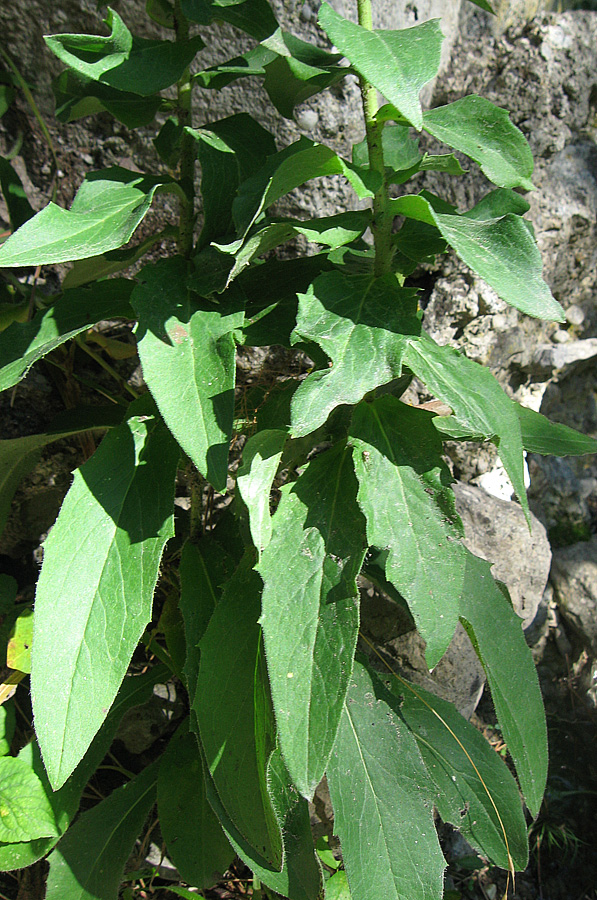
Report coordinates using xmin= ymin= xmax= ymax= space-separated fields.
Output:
xmin=173 ymin=0 xmax=195 ymax=258
xmin=357 ymin=0 xmax=393 ymax=276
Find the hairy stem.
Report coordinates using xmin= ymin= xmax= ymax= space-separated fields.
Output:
xmin=173 ymin=0 xmax=195 ymax=258
xmin=357 ymin=0 xmax=393 ymax=276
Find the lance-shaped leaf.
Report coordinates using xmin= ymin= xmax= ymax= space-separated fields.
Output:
xmin=290 ymin=272 xmax=420 ymax=438
xmin=459 ymin=550 xmax=548 ymax=817
xmin=31 ymin=396 xmax=179 ymax=789
xmin=203 ymin=745 xmax=323 ymax=900
xmin=350 ymin=397 xmax=463 ymax=668
xmin=258 ymin=442 xmax=366 ymax=798
xmin=0 ymin=665 xmax=168 ymax=871
xmin=0 ymin=758 xmax=58 ymax=843
xmin=404 ymin=331 xmax=529 ymax=516
xmin=0 ymin=279 xmax=134 ymax=392
xmin=327 ymin=659 xmax=446 ymax=900
xmin=514 ymin=404 xmax=597 ymax=456
xmin=187 ymin=115 xmax=276 ymax=248
xmin=0 ymin=168 xmax=172 ymax=267
xmin=45 ymin=9 xmax=204 ymax=96
xmin=237 ymin=430 xmax=286 ymax=555
xmin=53 ymin=70 xmax=161 ymax=128
xmin=194 ymin=44 xmax=275 ymax=91
xmin=378 ymin=670 xmax=529 ymax=870
xmin=181 ymin=0 xmax=278 ymax=40
xmin=158 ymin=725 xmax=234 ymax=888
xmin=423 ymin=96 xmax=534 ymax=191
xmin=318 ymin=4 xmax=442 ymax=130
xmin=45 ymin=760 xmax=159 ymax=900
xmin=194 ymin=555 xmax=283 ymax=869
xmin=133 ymin=257 xmax=242 ymax=491
xmin=390 ymin=193 xmax=564 ymax=321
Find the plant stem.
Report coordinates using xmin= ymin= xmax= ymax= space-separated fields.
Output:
xmin=173 ymin=0 xmax=195 ymax=258
xmin=357 ymin=0 xmax=393 ymax=276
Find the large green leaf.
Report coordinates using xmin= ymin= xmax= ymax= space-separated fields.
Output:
xmin=194 ymin=555 xmax=283 ymax=869
xmin=52 ymin=70 xmax=162 ymax=128
xmin=258 ymin=442 xmax=366 ymax=798
xmin=327 ymin=659 xmax=446 ymax=900
xmin=404 ymin=331 xmax=529 ymax=515
xmin=158 ymin=726 xmax=234 ymax=888
xmin=0 ymin=279 xmax=134 ymax=392
xmin=181 ymin=0 xmax=278 ymax=39
xmin=0 ymin=666 xmax=168 ymax=871
xmin=45 ymin=760 xmax=159 ymax=900
xmin=318 ymin=4 xmax=443 ymax=130
xmin=515 ymin=404 xmax=597 ymax=456
xmin=0 ymin=758 xmax=58 ymax=843
xmin=378 ymin=670 xmax=528 ymax=870
xmin=187 ymin=115 xmax=276 ymax=248
xmin=289 ymin=272 xmax=420 ymax=438
xmin=390 ymin=193 xmax=564 ymax=321
xmin=45 ymin=9 xmax=203 ymax=96
xmin=423 ymin=96 xmax=533 ymax=191
xmin=350 ymin=397 xmax=463 ymax=668
xmin=133 ymin=257 xmax=242 ymax=491
xmin=31 ymin=396 xmax=179 ymax=789
xmin=237 ymin=430 xmax=286 ymax=556
xmin=0 ymin=168 xmax=171 ymax=267
xmin=459 ymin=550 xmax=548 ymax=817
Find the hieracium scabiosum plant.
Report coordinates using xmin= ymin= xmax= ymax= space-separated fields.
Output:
xmin=0 ymin=0 xmax=595 ymax=897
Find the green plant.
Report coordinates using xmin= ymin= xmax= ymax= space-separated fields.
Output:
xmin=0 ymin=1 xmax=596 ymax=898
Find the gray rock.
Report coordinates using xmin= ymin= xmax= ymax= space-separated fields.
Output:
xmin=533 ymin=338 xmax=597 ymax=373
xmin=116 ymin=681 xmax=184 ymax=755
xmin=551 ymin=536 xmax=597 ymax=653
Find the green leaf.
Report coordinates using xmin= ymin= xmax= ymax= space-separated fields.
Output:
xmin=350 ymin=397 xmax=463 ymax=668
xmin=53 ymin=70 xmax=161 ymax=128
xmin=326 ymin=870 xmax=352 ymax=900
xmin=404 ymin=332 xmax=529 ymax=515
xmin=327 ymin=659 xmax=445 ymax=900
xmin=31 ymin=396 xmax=179 ymax=789
xmin=194 ymin=44 xmax=275 ymax=90
xmin=182 ymin=0 xmax=278 ymax=39
xmin=390 ymin=193 xmax=565 ymax=321
xmin=45 ymin=760 xmax=159 ymax=900
xmin=187 ymin=115 xmax=276 ymax=248
xmin=0 ymin=278 xmax=134 ymax=392
xmin=146 ymin=0 xmax=175 ymax=29
xmin=0 ymin=157 xmax=35 ymax=231
xmin=379 ymin=671 xmax=529 ymax=870
xmin=237 ymin=430 xmax=286 ymax=555
xmin=0 ymin=405 xmax=124 ymax=536
xmin=515 ymin=403 xmax=597 ymax=456
xmin=0 ymin=704 xmax=15 ymax=758
xmin=158 ymin=726 xmax=234 ymax=888
xmin=289 ymin=271 xmax=420 ymax=438
xmin=6 ymin=608 xmax=33 ymax=674
xmin=258 ymin=442 xmax=366 ymax=798
xmin=203 ymin=746 xmax=324 ymax=900
xmin=0 ymin=758 xmax=58 ymax=843
xmin=133 ymin=257 xmax=242 ymax=491
xmin=318 ymin=5 xmax=443 ymax=130
xmin=459 ymin=550 xmax=548 ymax=817
xmin=194 ymin=554 xmax=283 ymax=869
xmin=45 ymin=9 xmax=204 ymax=96
xmin=423 ymin=96 xmax=534 ymax=191
xmin=0 ymin=665 xmax=168 ymax=871
xmin=466 ymin=0 xmax=495 ymax=10
xmin=466 ymin=188 xmax=530 ymax=220
xmin=179 ymin=536 xmax=235 ymax=703
xmin=63 ymin=229 xmax=174 ymax=289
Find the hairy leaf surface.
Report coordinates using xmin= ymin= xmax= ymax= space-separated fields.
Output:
xmin=237 ymin=430 xmax=286 ymax=555
xmin=515 ymin=404 xmax=597 ymax=456
xmin=31 ymin=397 xmax=179 ymax=788
xmin=0 ymin=758 xmax=57 ymax=843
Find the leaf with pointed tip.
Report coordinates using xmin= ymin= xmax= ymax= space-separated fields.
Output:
xmin=0 ymin=279 xmax=134 ymax=392
xmin=52 ymin=70 xmax=161 ymax=128
xmin=258 ymin=442 xmax=366 ymax=798
xmin=350 ymin=397 xmax=463 ymax=668
xmin=133 ymin=257 xmax=242 ymax=491
xmin=390 ymin=193 xmax=564 ymax=321
xmin=515 ymin=404 xmax=597 ymax=456
xmin=181 ymin=0 xmax=278 ymax=39
xmin=378 ymin=671 xmax=529 ymax=870
xmin=289 ymin=271 xmax=420 ymax=438
xmin=194 ymin=555 xmax=283 ymax=869
xmin=404 ymin=332 xmax=529 ymax=515
xmin=237 ymin=430 xmax=286 ymax=555
xmin=423 ymin=96 xmax=533 ymax=190
xmin=158 ymin=726 xmax=234 ymax=888
xmin=194 ymin=44 xmax=275 ymax=90
xmin=467 ymin=0 xmax=495 ymax=10
xmin=318 ymin=4 xmax=442 ymax=130
xmin=31 ymin=396 xmax=179 ymax=789
xmin=0 ymin=168 xmax=172 ymax=267
xmin=459 ymin=550 xmax=548 ymax=817
xmin=45 ymin=760 xmax=159 ymax=900
xmin=45 ymin=9 xmax=204 ymax=96
xmin=327 ymin=659 xmax=446 ymax=900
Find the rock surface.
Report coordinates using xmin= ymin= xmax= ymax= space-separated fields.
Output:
xmin=551 ymin=536 xmax=597 ymax=653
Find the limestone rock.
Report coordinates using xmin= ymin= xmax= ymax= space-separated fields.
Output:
xmin=551 ymin=536 xmax=597 ymax=653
